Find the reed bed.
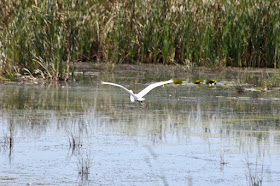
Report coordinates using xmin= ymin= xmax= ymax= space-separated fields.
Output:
xmin=0 ymin=0 xmax=279 ymax=79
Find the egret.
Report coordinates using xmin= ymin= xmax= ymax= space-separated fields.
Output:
xmin=101 ymin=79 xmax=173 ymax=105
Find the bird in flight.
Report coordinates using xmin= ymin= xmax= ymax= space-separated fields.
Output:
xmin=101 ymin=79 xmax=173 ymax=105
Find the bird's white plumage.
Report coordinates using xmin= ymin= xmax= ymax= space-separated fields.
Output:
xmin=101 ymin=79 xmax=173 ymax=103
xmin=136 ymin=79 xmax=173 ymax=98
xmin=101 ymin=81 xmax=139 ymax=101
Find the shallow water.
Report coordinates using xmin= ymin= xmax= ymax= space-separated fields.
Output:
xmin=0 ymin=75 xmax=280 ymax=185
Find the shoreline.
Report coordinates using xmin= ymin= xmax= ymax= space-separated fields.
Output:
xmin=0 ymin=63 xmax=279 ymax=92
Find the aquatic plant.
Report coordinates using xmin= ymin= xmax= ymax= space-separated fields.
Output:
xmin=234 ymin=85 xmax=245 ymax=94
xmin=245 ymin=160 xmax=264 ymax=186
xmin=173 ymin=79 xmax=183 ymax=85
xmin=0 ymin=0 xmax=279 ymax=79
xmin=220 ymin=149 xmax=227 ymax=165
xmin=68 ymin=133 xmax=83 ymax=155
xmin=0 ymin=135 xmax=10 ymax=151
xmin=76 ymin=150 xmax=92 ymax=181
xmin=258 ymin=73 xmax=280 ymax=90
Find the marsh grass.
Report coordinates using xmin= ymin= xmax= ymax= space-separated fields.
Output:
xmin=245 ymin=159 xmax=264 ymax=186
xmin=258 ymin=73 xmax=280 ymax=89
xmin=234 ymin=85 xmax=245 ymax=94
xmin=0 ymin=135 xmax=10 ymax=151
xmin=68 ymin=133 xmax=91 ymax=180
xmin=0 ymin=0 xmax=279 ymax=79
xmin=0 ymin=123 xmax=15 ymax=163
xmin=68 ymin=133 xmax=83 ymax=155
xmin=76 ymin=150 xmax=92 ymax=182
xmin=231 ymin=68 xmax=280 ymax=90
xmin=219 ymin=149 xmax=227 ymax=165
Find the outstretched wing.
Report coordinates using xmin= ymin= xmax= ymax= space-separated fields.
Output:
xmin=101 ymin=81 xmax=138 ymax=100
xmin=136 ymin=79 xmax=173 ymax=98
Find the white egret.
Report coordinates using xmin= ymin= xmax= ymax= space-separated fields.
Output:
xmin=101 ymin=79 xmax=173 ymax=105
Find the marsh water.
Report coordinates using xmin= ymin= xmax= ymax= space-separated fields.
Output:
xmin=0 ymin=67 xmax=280 ymax=185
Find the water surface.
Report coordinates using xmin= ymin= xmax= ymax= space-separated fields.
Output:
xmin=0 ymin=73 xmax=280 ymax=185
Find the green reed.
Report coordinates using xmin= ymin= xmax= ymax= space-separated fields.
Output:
xmin=0 ymin=0 xmax=279 ymax=79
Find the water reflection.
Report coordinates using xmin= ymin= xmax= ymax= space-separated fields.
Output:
xmin=0 ymin=81 xmax=280 ymax=185
xmin=0 ymin=121 xmax=13 ymax=164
